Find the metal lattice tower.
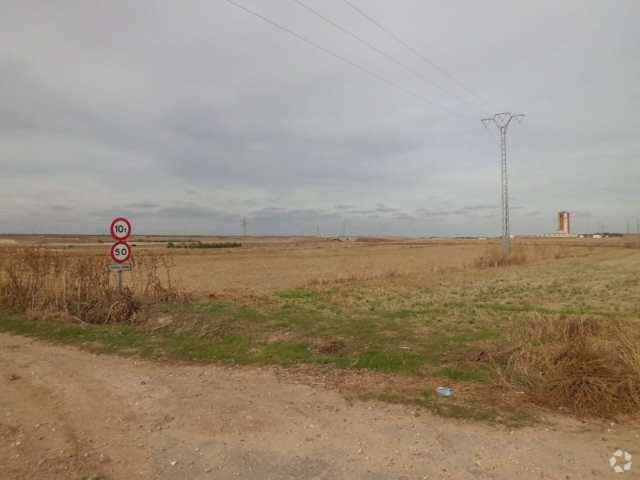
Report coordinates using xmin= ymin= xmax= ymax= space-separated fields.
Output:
xmin=482 ymin=112 xmax=524 ymax=257
xmin=242 ymin=217 xmax=247 ymax=237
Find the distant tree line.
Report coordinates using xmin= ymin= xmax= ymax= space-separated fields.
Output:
xmin=167 ymin=241 xmax=242 ymax=249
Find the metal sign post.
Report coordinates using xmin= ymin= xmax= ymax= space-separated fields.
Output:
xmin=109 ymin=217 xmax=133 ymax=291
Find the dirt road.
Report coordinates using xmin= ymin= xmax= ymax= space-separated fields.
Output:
xmin=1 ymin=334 xmax=637 ymax=479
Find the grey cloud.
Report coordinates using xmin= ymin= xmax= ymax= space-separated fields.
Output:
xmin=392 ymin=212 xmax=416 ymax=221
xmin=126 ymin=202 xmax=159 ymax=210
xmin=524 ymin=210 xmax=543 ymax=217
xmin=375 ymin=204 xmax=398 ymax=213
xmin=415 ymin=204 xmax=498 ymax=218
xmin=1 ymin=0 xmax=638 ymax=235
xmin=156 ymin=205 xmax=236 ymax=221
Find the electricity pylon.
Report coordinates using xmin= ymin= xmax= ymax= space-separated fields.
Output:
xmin=482 ymin=112 xmax=525 ymax=257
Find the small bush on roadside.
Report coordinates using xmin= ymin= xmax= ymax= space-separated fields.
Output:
xmin=497 ymin=315 xmax=640 ymax=417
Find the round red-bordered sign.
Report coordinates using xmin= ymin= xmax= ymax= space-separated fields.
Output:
xmin=110 ymin=217 xmax=132 ymax=241
xmin=110 ymin=241 xmax=132 ymax=263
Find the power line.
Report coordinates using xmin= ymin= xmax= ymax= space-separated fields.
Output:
xmin=341 ymin=0 xmax=485 ymax=105
xmin=223 ymin=0 xmax=461 ymax=116
xmin=290 ymin=0 xmax=470 ymax=106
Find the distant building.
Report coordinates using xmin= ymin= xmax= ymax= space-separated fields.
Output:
xmin=558 ymin=211 xmax=570 ymax=235
xmin=543 ymin=211 xmax=575 ymax=238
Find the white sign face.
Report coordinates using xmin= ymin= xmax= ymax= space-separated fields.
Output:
xmin=110 ymin=217 xmax=131 ymax=241
xmin=110 ymin=242 xmax=131 ymax=263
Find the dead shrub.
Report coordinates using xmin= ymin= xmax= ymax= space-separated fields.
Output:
xmin=499 ymin=315 xmax=640 ymax=416
xmin=132 ymin=253 xmax=186 ymax=303
xmin=0 ymin=247 xmax=185 ymax=324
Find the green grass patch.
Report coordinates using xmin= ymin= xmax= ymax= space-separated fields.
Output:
xmin=257 ymin=341 xmax=312 ymax=365
xmin=274 ymin=288 xmax=322 ymax=302
xmin=188 ymin=301 xmax=264 ymax=321
xmin=335 ymin=350 xmax=424 ymax=374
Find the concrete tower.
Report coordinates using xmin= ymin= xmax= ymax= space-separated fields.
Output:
xmin=558 ymin=211 xmax=570 ymax=235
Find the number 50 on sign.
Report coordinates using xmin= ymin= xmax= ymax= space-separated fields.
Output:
xmin=111 ymin=241 xmax=131 ymax=263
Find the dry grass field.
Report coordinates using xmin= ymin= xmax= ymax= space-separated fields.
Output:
xmin=164 ymin=239 xmax=487 ymax=293
xmin=1 ymin=235 xmax=639 ymax=422
xmin=0 ymin=235 xmax=490 ymax=293
xmin=1 ymin=234 xmax=629 ymax=293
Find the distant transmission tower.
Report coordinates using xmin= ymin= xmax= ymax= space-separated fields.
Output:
xmin=242 ymin=217 xmax=247 ymax=237
xmin=316 ymin=224 xmax=320 ymax=237
xmin=482 ymin=112 xmax=525 ymax=257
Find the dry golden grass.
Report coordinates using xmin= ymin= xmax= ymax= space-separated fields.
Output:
xmin=472 ymin=243 xmax=593 ymax=268
xmin=0 ymin=236 xmax=606 ymax=294
xmin=498 ymin=315 xmax=640 ymax=416
xmin=159 ymin=240 xmax=488 ymax=294
xmin=0 ymin=248 xmax=183 ymax=324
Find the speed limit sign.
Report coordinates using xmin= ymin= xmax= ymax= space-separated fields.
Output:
xmin=110 ymin=217 xmax=131 ymax=241
xmin=109 ymin=217 xmax=133 ymax=289
xmin=110 ymin=241 xmax=131 ymax=263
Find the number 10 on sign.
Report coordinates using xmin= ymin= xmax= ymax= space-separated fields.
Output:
xmin=109 ymin=217 xmax=133 ymax=290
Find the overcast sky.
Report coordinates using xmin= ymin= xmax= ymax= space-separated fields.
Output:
xmin=1 ymin=0 xmax=638 ymax=236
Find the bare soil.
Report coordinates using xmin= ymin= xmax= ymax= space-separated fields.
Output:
xmin=1 ymin=334 xmax=638 ymax=480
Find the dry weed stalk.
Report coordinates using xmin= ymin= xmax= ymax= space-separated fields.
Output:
xmin=0 ymin=247 xmax=185 ymax=324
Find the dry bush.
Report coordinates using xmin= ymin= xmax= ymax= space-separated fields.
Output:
xmin=131 ymin=253 xmax=186 ymax=303
xmin=0 ymin=248 xmax=185 ymax=324
xmin=500 ymin=315 xmax=640 ymax=416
